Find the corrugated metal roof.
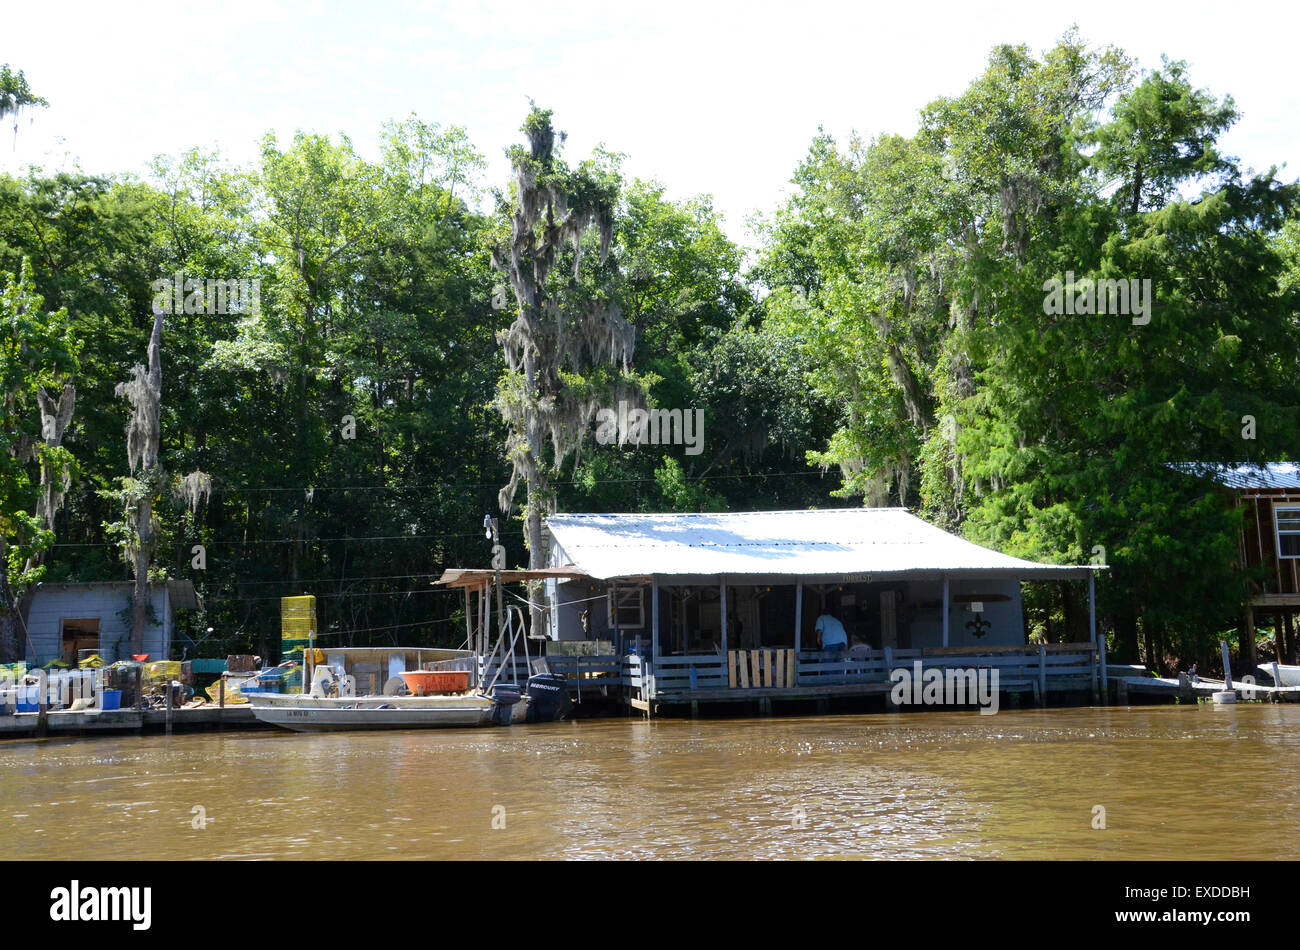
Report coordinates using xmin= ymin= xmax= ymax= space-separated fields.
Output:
xmin=546 ymin=509 xmax=1094 ymax=581
xmin=1176 ymin=462 xmax=1300 ymax=490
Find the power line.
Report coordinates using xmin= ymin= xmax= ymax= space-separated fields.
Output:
xmin=57 ymin=468 xmax=838 ymax=498
xmin=191 ymin=571 xmax=446 ymax=587
xmin=311 ymin=616 xmax=458 ymax=637
xmin=49 ymin=532 xmax=485 ymax=547
xmin=203 ymin=587 xmax=458 ymax=603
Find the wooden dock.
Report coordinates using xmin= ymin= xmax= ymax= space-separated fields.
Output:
xmin=1113 ymin=675 xmax=1300 ymax=703
xmin=620 ymin=643 xmax=1101 ymax=718
xmin=0 ymin=704 xmax=267 ymax=739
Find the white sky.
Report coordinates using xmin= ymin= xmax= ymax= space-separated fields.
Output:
xmin=4 ymin=0 xmax=1298 ymax=244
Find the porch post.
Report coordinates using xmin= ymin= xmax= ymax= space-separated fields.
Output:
xmin=464 ymin=588 xmax=473 ymax=650
xmin=611 ymin=582 xmax=620 ymax=657
xmin=651 ymin=576 xmax=660 ymax=661
xmin=720 ymin=576 xmax=728 ymax=656
xmin=941 ymin=576 xmax=950 ymax=647
xmin=1088 ymin=573 xmax=1098 ymax=691
xmin=794 ymin=578 xmax=803 ymax=654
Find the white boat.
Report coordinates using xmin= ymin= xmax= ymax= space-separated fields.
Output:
xmin=249 ymin=652 xmax=571 ymax=732
xmin=250 ymin=691 xmax=522 ymax=732
xmin=251 ymin=567 xmax=575 ymax=733
xmin=1258 ymin=662 xmax=1300 ymax=687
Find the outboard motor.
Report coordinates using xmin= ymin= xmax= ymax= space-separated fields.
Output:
xmin=487 ymin=683 xmax=522 ymax=726
xmin=525 ymin=673 xmax=572 ymax=723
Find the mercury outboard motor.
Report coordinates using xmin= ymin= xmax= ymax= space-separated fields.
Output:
xmin=487 ymin=683 xmax=522 ymax=726
xmin=524 ymin=673 xmax=572 ymax=723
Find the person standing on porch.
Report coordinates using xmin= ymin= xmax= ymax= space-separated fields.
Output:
xmin=814 ymin=613 xmax=848 ymax=656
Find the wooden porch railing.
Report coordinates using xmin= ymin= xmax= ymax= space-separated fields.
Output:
xmin=638 ymin=643 xmax=1098 ymax=698
xmin=650 ymin=654 xmax=730 ymax=693
xmin=461 ymin=642 xmax=1097 ymax=702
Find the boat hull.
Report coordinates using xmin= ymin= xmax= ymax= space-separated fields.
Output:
xmin=1259 ymin=662 xmax=1300 ymax=687
xmin=249 ymin=692 xmax=525 ymax=732
xmin=252 ymin=703 xmax=497 ymax=732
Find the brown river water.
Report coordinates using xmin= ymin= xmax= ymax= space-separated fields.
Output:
xmin=3 ymin=704 xmax=1298 ymax=860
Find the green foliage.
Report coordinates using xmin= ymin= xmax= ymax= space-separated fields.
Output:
xmin=0 ymin=258 xmax=79 ymax=594
xmin=758 ymin=30 xmax=1300 ymax=665
xmin=0 ymin=37 xmax=1291 ymax=672
xmin=0 ymin=64 xmax=47 ymax=133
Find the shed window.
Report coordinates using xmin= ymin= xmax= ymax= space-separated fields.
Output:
xmin=1276 ymin=506 xmax=1300 ymax=559
xmin=608 ymin=586 xmax=644 ymax=629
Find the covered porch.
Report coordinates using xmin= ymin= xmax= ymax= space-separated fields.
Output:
xmin=544 ymin=509 xmax=1104 ymax=717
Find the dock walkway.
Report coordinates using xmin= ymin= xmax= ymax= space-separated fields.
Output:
xmin=0 ymin=704 xmax=265 ymax=739
xmin=1114 ymin=675 xmax=1300 ymax=702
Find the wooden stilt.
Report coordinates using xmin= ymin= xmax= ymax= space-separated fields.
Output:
xmin=1037 ymin=645 xmax=1047 ymax=706
xmin=794 ymin=578 xmax=803 ymax=656
xmin=1088 ymin=574 xmax=1098 ymax=703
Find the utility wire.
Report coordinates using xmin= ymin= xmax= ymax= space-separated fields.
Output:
xmin=57 ymin=469 xmax=837 ymax=497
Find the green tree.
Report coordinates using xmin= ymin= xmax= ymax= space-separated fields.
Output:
xmin=491 ymin=107 xmax=644 ymax=634
xmin=758 ymin=33 xmax=1300 ymax=670
xmin=0 ymin=64 xmax=47 ymax=145
xmin=0 ymin=258 xmax=79 ymax=661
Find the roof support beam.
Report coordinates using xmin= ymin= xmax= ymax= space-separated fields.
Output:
xmin=719 ymin=576 xmax=728 ymax=658
xmin=794 ymin=578 xmax=803 ymax=655
xmin=651 ymin=576 xmax=660 ymax=664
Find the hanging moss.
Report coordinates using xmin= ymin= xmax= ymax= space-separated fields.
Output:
xmin=491 ymin=108 xmax=644 ymax=541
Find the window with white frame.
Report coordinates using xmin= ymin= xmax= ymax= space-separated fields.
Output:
xmin=607 ymin=585 xmax=645 ymax=629
xmin=1276 ymin=506 xmax=1300 ymax=559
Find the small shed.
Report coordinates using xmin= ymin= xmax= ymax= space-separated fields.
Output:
xmin=22 ymin=580 xmax=198 ymax=665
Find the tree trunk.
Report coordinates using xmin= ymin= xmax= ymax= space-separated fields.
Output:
xmin=131 ymin=495 xmax=153 ymax=657
xmin=1239 ymin=608 xmax=1257 ymax=671
xmin=0 ymin=537 xmax=20 ymax=663
xmin=1142 ymin=621 xmax=1158 ymax=675
xmin=1114 ymin=606 xmax=1139 ymax=665
xmin=126 ymin=310 xmax=164 ymax=655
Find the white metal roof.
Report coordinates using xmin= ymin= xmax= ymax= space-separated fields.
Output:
xmin=545 ymin=509 xmax=1094 ymax=581
xmin=1176 ymin=462 xmax=1300 ymax=490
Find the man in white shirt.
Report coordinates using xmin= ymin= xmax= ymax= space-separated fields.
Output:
xmin=814 ymin=613 xmax=848 ymax=656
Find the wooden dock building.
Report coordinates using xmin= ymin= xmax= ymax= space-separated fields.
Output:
xmin=1191 ymin=464 xmax=1300 ymax=670
xmin=441 ymin=508 xmax=1106 ymax=718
